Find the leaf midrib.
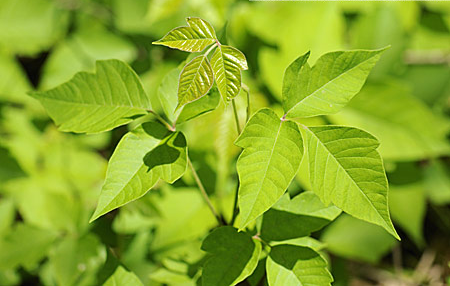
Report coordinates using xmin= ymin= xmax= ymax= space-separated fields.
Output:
xmin=35 ymin=95 xmax=148 ymax=109
xmin=285 ymin=53 xmax=378 ymax=117
xmin=308 ymin=128 xmax=388 ymax=228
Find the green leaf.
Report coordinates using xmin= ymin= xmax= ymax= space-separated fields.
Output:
xmin=201 ymin=226 xmax=261 ymax=286
xmin=303 ymin=125 xmax=399 ymax=239
xmin=266 ymin=244 xmax=333 ymax=286
xmin=158 ymin=67 xmax=220 ymax=123
xmin=425 ymin=160 xmax=450 ymax=205
xmin=321 ymin=214 xmax=397 ymax=263
xmin=283 ymin=48 xmax=386 ymax=118
xmin=30 ymin=59 xmax=151 ymax=133
xmin=177 ymin=55 xmax=214 ymax=110
xmin=389 ymin=184 xmax=426 ymax=246
xmin=211 ymin=45 xmax=248 ymax=101
xmin=261 ymin=192 xmax=341 ymax=242
xmin=235 ymin=109 xmax=303 ymax=229
xmin=328 ymin=82 xmax=450 ymax=161
xmin=153 ymin=17 xmax=217 ymax=52
xmin=90 ymin=121 xmax=187 ymax=222
xmin=103 ymin=266 xmax=143 ymax=286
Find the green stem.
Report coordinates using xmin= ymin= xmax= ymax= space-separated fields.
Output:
xmin=148 ymin=110 xmax=175 ymax=131
xmin=231 ymin=98 xmax=241 ymax=135
xmin=230 ymin=182 xmax=239 ymax=226
xmin=242 ymin=83 xmax=250 ymax=123
xmin=204 ymin=43 xmax=218 ymax=57
xmin=188 ymin=157 xmax=223 ymax=225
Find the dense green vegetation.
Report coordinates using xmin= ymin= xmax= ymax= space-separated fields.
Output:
xmin=0 ymin=1 xmax=449 ymax=285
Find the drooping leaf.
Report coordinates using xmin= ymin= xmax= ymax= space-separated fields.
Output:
xmin=261 ymin=192 xmax=341 ymax=242
xmin=266 ymin=244 xmax=333 ymax=286
xmin=283 ymin=48 xmax=386 ymax=118
xmin=153 ymin=17 xmax=217 ymax=52
xmin=177 ymin=55 xmax=214 ymax=110
xmin=30 ymin=60 xmax=151 ymax=134
xmin=103 ymin=266 xmax=143 ymax=286
xmin=328 ymin=82 xmax=450 ymax=161
xmin=303 ymin=125 xmax=399 ymax=239
xmin=321 ymin=214 xmax=397 ymax=263
xmin=90 ymin=121 xmax=187 ymax=222
xmin=157 ymin=67 xmax=220 ymax=123
xmin=235 ymin=109 xmax=303 ymax=229
xmin=201 ymin=226 xmax=261 ymax=286
xmin=211 ymin=45 xmax=248 ymax=101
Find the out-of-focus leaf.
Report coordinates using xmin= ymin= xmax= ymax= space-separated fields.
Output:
xmin=321 ymin=214 xmax=397 ymax=263
xmin=113 ymin=0 xmax=153 ymax=34
xmin=177 ymin=55 xmax=214 ymax=110
xmin=50 ymin=234 xmax=106 ymax=286
xmin=283 ymin=49 xmax=386 ymax=118
xmin=0 ymin=51 xmax=32 ymax=104
xmin=266 ymin=244 xmax=332 ymax=286
xmin=389 ymin=184 xmax=426 ymax=246
xmin=0 ymin=199 xmax=15 ymax=236
xmin=261 ymin=192 xmax=341 ymax=241
xmin=0 ymin=145 xmax=25 ymax=182
xmin=112 ymin=208 xmax=158 ymax=234
xmin=40 ymin=26 xmax=136 ymax=90
xmin=0 ymin=224 xmax=57 ymax=270
xmin=153 ymin=17 xmax=216 ymax=52
xmin=328 ymin=82 xmax=450 ymax=161
xmin=31 ymin=60 xmax=151 ymax=133
xmin=0 ymin=0 xmax=68 ymax=55
xmin=90 ymin=121 xmax=187 ymax=222
xmin=149 ymin=268 xmax=195 ymax=285
xmin=201 ymin=226 xmax=261 ymax=286
xmin=236 ymin=108 xmax=303 ymax=229
xmin=425 ymin=160 xmax=450 ymax=205
xmin=211 ymin=45 xmax=248 ymax=101
xmin=303 ymin=125 xmax=399 ymax=239
xmin=103 ymin=266 xmax=143 ymax=286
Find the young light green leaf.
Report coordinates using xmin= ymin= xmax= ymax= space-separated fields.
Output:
xmin=236 ymin=108 xmax=303 ymax=229
xmin=303 ymin=125 xmax=399 ymax=239
xmin=211 ymin=45 xmax=248 ymax=101
xmin=103 ymin=266 xmax=143 ymax=286
xmin=266 ymin=244 xmax=333 ymax=286
xmin=90 ymin=121 xmax=187 ymax=222
xmin=201 ymin=226 xmax=261 ymax=286
xmin=261 ymin=192 xmax=341 ymax=242
xmin=283 ymin=48 xmax=387 ymax=118
xmin=177 ymin=55 xmax=214 ymax=110
xmin=152 ymin=17 xmax=217 ymax=52
xmin=30 ymin=60 xmax=151 ymax=134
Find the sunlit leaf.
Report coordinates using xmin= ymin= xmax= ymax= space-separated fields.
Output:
xmin=103 ymin=266 xmax=143 ymax=286
xmin=201 ymin=226 xmax=261 ymax=286
xmin=211 ymin=45 xmax=248 ymax=101
xmin=303 ymin=125 xmax=399 ymax=239
xmin=177 ymin=55 xmax=214 ymax=110
xmin=283 ymin=48 xmax=386 ymax=118
xmin=236 ymin=108 xmax=303 ymax=229
xmin=266 ymin=244 xmax=332 ymax=286
xmin=90 ymin=121 xmax=187 ymax=222
xmin=153 ymin=17 xmax=217 ymax=52
xmin=30 ymin=60 xmax=151 ymax=134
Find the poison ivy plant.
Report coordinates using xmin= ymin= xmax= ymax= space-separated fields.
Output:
xmin=30 ymin=17 xmax=402 ymax=285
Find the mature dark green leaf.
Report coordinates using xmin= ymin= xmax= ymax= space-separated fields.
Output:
xmin=211 ymin=45 xmax=248 ymax=101
xmin=201 ymin=226 xmax=261 ymax=286
xmin=30 ymin=60 xmax=151 ymax=133
xmin=236 ymin=109 xmax=303 ymax=229
xmin=103 ymin=266 xmax=143 ymax=286
xmin=177 ymin=55 xmax=214 ymax=110
xmin=266 ymin=244 xmax=332 ymax=286
xmin=303 ymin=125 xmax=399 ymax=239
xmin=261 ymin=192 xmax=341 ymax=241
xmin=153 ymin=17 xmax=217 ymax=52
xmin=90 ymin=121 xmax=187 ymax=222
xmin=283 ymin=49 xmax=386 ymax=118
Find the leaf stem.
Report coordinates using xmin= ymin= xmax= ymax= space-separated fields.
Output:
xmin=230 ymin=182 xmax=239 ymax=225
xmin=188 ymin=156 xmax=223 ymax=225
xmin=231 ymin=98 xmax=241 ymax=135
xmin=242 ymin=83 xmax=250 ymax=123
xmin=204 ymin=43 xmax=218 ymax=58
xmin=148 ymin=110 xmax=175 ymax=131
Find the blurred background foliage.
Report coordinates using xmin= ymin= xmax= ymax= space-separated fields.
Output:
xmin=0 ymin=0 xmax=449 ymax=285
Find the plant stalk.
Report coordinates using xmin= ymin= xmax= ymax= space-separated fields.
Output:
xmin=148 ymin=110 xmax=175 ymax=131
xmin=242 ymin=83 xmax=250 ymax=123
xmin=188 ymin=157 xmax=223 ymax=225
xmin=231 ymin=98 xmax=241 ymax=135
